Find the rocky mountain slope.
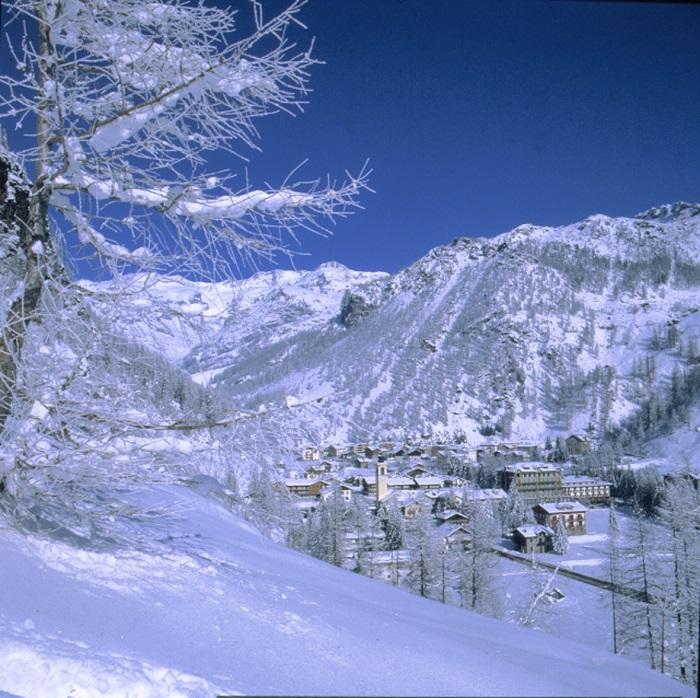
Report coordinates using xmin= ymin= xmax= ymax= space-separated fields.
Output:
xmin=196 ymin=203 xmax=700 ymax=448
xmin=85 ymin=203 xmax=700 ymax=453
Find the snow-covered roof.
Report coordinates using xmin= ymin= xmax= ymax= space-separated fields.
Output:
xmin=435 ymin=509 xmax=468 ymax=521
xmin=414 ymin=476 xmax=443 ymax=486
xmin=478 ymin=441 xmax=540 ymax=451
xmin=338 ymin=467 xmax=372 ymax=478
xmin=503 ymin=462 xmax=561 ymax=473
xmin=322 ymin=482 xmax=353 ymax=492
xmin=387 ymin=476 xmax=415 ymax=486
xmin=464 ymin=488 xmax=507 ymax=500
xmin=439 ymin=524 xmax=472 ymax=539
xmin=516 ymin=524 xmax=554 ymax=538
xmin=562 ymin=475 xmax=612 ymax=486
xmin=390 ymin=490 xmax=429 ymax=505
xmin=285 ymin=478 xmax=320 ymax=487
xmin=534 ymin=501 xmax=587 ymax=514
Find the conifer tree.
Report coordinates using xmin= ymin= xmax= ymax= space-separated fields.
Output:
xmin=502 ymin=480 xmax=527 ymax=535
xmin=552 ymin=516 xmax=569 ymax=555
xmin=380 ymin=497 xmax=406 ymax=551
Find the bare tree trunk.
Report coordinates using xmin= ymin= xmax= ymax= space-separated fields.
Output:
xmin=637 ymin=520 xmax=658 ymax=670
xmin=671 ymin=525 xmax=688 ymax=681
xmin=0 ymin=161 xmax=46 ymax=430
xmin=0 ymin=2 xmax=54 ymax=431
xmin=610 ymin=570 xmax=619 ymax=654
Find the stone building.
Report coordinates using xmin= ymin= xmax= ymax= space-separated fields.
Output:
xmin=513 ymin=525 xmax=554 ymax=554
xmin=532 ymin=501 xmax=587 ymax=536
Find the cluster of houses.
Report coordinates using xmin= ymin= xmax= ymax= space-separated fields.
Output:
xmin=281 ymin=439 xmax=612 ymax=567
xmin=299 ymin=441 xmax=474 ymax=465
xmin=281 ymin=446 xmax=502 ymax=576
xmin=498 ymin=461 xmax=611 ymax=553
xmin=283 ymin=459 xmax=473 ymax=524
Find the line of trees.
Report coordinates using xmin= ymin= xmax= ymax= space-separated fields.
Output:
xmin=606 ymin=481 xmax=699 ymax=686
xmin=285 ymin=490 xmax=505 ymax=618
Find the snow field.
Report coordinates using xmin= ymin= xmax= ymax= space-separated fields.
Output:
xmin=0 ymin=485 xmax=693 ymax=697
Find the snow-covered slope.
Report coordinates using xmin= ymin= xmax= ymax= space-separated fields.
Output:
xmin=81 ymin=262 xmax=387 ymax=382
xmin=198 ymin=203 xmax=700 ymax=448
xmin=77 ymin=203 xmax=700 ymax=459
xmin=0 ymin=482 xmax=691 ymax=697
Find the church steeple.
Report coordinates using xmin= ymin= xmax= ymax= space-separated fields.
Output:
xmin=376 ymin=460 xmax=388 ymax=507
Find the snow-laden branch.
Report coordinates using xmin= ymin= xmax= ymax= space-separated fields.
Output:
xmin=1 ymin=0 xmax=367 ymax=272
xmin=54 ymin=170 xmax=366 ymax=223
xmin=45 ymin=0 xmax=313 ymax=153
xmin=51 ymin=192 xmax=158 ymax=265
xmin=87 ymin=58 xmax=268 ymax=153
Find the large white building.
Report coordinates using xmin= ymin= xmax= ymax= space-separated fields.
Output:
xmin=562 ymin=475 xmax=611 ymax=503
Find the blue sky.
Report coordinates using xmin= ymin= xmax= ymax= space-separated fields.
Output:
xmin=3 ymin=1 xmax=698 ymax=278
xmin=233 ymin=0 xmax=700 ymax=273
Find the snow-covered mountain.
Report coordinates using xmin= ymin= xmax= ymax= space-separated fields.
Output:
xmin=79 ymin=202 xmax=700 ymax=453
xmin=2 ymin=193 xmax=699 ymax=696
xmin=81 ymin=262 xmax=387 ymax=383
xmin=165 ymin=202 xmax=700 ymax=449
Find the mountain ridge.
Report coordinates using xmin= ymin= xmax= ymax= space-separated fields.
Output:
xmin=203 ymin=202 xmax=700 ymax=451
xmin=81 ymin=202 xmax=700 ymax=460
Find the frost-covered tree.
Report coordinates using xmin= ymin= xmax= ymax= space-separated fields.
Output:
xmin=616 ymin=513 xmax=663 ymax=670
xmin=552 ymin=516 xmax=569 ymax=555
xmin=0 ymin=0 xmax=365 ymax=417
xmin=658 ymin=479 xmax=700 ymax=685
xmin=552 ymin=436 xmax=568 ymax=463
xmin=246 ymin=463 xmax=291 ymax=536
xmin=456 ymin=502 xmax=500 ymax=616
xmin=606 ymin=503 xmax=622 ymax=655
xmin=605 ymin=480 xmax=699 ymax=686
xmin=379 ymin=496 xmax=405 ymax=551
xmin=359 ymin=506 xmax=385 ymax=580
xmin=1 ymin=0 xmax=365 ymax=274
xmin=501 ymin=480 xmax=527 ymax=535
xmin=519 ymin=555 xmax=560 ymax=629
xmin=405 ymin=512 xmax=440 ymax=599
xmin=0 ymin=0 xmax=366 ymax=532
xmin=308 ymin=490 xmax=348 ymax=567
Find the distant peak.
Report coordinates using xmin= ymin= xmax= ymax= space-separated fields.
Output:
xmin=635 ymin=202 xmax=700 ymax=223
xmin=316 ymin=261 xmax=348 ymax=272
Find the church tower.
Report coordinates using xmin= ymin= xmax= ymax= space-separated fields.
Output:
xmin=376 ymin=460 xmax=388 ymax=507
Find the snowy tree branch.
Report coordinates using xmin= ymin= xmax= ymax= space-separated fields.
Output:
xmin=1 ymin=0 xmax=368 ymax=273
